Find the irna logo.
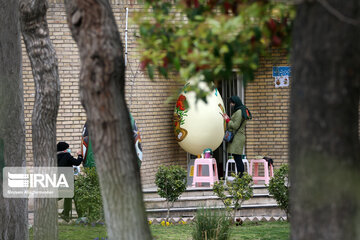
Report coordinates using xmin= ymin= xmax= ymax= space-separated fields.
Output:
xmin=3 ymin=167 xmax=74 ymax=198
xmin=8 ymin=172 xmax=69 ymax=188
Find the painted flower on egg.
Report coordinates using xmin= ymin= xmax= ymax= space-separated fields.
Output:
xmin=174 ymin=94 xmax=188 ymax=142
xmin=174 ymin=81 xmax=226 ymax=156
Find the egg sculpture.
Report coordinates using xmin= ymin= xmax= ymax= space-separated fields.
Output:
xmin=174 ymin=80 xmax=226 ymax=156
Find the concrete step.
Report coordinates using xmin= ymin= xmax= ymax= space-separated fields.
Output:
xmin=144 ymin=185 xmax=285 ymax=220
xmin=143 ymin=185 xmax=270 ymax=199
xmin=144 ymin=193 xmax=277 ymax=209
xmin=146 ymin=204 xmax=285 ymax=218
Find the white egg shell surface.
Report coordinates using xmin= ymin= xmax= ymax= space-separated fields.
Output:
xmin=174 ymin=83 xmax=226 ymax=156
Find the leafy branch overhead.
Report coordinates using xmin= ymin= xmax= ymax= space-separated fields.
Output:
xmin=134 ymin=0 xmax=295 ymax=94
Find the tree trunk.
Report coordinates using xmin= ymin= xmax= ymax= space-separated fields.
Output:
xmin=166 ymin=201 xmax=170 ymax=223
xmin=64 ymin=0 xmax=151 ymax=239
xmin=290 ymin=1 xmax=360 ymax=239
xmin=19 ymin=0 xmax=60 ymax=239
xmin=0 ymin=0 xmax=28 ymax=239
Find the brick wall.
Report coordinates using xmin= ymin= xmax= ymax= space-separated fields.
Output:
xmin=22 ymin=1 xmax=187 ymax=187
xmin=245 ymin=48 xmax=290 ymax=168
xmin=246 ymin=49 xmax=360 ymax=169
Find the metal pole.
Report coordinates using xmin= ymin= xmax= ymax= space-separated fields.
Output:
xmin=125 ymin=7 xmax=128 ymax=67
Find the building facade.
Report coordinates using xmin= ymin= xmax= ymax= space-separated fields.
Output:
xmin=23 ymin=0 xmax=290 ymax=188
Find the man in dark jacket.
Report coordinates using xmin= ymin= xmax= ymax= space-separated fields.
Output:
xmin=57 ymin=141 xmax=83 ymax=167
xmin=57 ymin=141 xmax=83 ymax=221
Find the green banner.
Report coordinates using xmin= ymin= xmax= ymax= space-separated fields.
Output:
xmin=84 ymin=138 xmax=96 ymax=168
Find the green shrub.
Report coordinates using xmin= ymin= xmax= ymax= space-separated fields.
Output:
xmin=213 ymin=173 xmax=253 ymax=222
xmin=155 ymin=165 xmax=187 ymax=223
xmin=192 ymin=208 xmax=231 ymax=240
xmin=268 ymin=164 xmax=290 ymax=220
xmin=74 ymin=167 xmax=104 ymax=223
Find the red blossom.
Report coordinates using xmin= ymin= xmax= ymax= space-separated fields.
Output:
xmin=267 ymin=19 xmax=277 ymax=33
xmin=162 ymin=56 xmax=169 ymax=68
xmin=223 ymin=2 xmax=231 ymax=14
xmin=251 ymin=36 xmax=256 ymax=47
xmin=194 ymin=0 xmax=199 ymax=8
xmin=195 ymin=64 xmax=210 ymax=72
xmin=140 ymin=59 xmax=151 ymax=71
xmin=271 ymin=35 xmax=282 ymax=46
xmin=184 ymin=0 xmax=200 ymax=8
xmin=207 ymin=0 xmax=217 ymax=9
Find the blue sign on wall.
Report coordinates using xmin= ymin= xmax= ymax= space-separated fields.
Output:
xmin=273 ymin=66 xmax=291 ymax=77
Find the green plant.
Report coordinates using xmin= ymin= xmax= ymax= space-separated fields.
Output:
xmin=133 ymin=1 xmax=295 ymax=100
xmin=192 ymin=208 xmax=231 ymax=240
xmin=155 ymin=165 xmax=187 ymax=223
xmin=74 ymin=167 xmax=104 ymax=223
xmin=268 ymin=164 xmax=290 ymax=220
xmin=213 ymin=173 xmax=253 ymax=222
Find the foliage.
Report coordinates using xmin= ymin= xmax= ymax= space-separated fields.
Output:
xmin=155 ymin=165 xmax=187 ymax=202
xmin=213 ymin=173 xmax=253 ymax=221
xmin=134 ymin=0 xmax=295 ymax=99
xmin=268 ymin=164 xmax=290 ymax=220
xmin=192 ymin=208 xmax=231 ymax=240
xmin=155 ymin=165 xmax=187 ymax=222
xmin=74 ymin=167 xmax=104 ymax=223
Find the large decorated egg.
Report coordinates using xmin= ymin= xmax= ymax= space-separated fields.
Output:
xmin=174 ymin=80 xmax=226 ymax=155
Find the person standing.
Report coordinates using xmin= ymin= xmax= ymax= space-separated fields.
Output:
xmin=57 ymin=141 xmax=83 ymax=221
xmin=223 ymin=96 xmax=252 ymax=177
xmin=57 ymin=141 xmax=83 ymax=167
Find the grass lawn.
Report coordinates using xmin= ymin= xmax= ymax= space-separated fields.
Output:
xmin=151 ymin=221 xmax=289 ymax=240
xmin=229 ymin=221 xmax=290 ymax=240
xmin=30 ymin=224 xmax=107 ymax=240
xmin=30 ymin=221 xmax=289 ymax=240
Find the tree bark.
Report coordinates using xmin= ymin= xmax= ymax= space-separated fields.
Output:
xmin=290 ymin=1 xmax=360 ymax=239
xmin=64 ymin=0 xmax=151 ymax=239
xmin=0 ymin=0 xmax=28 ymax=239
xmin=19 ymin=0 xmax=60 ymax=239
